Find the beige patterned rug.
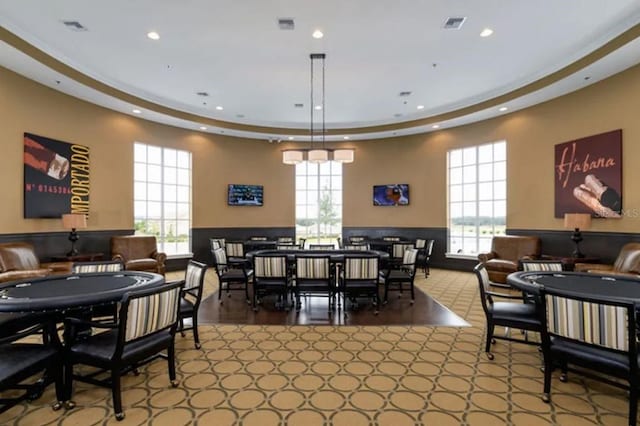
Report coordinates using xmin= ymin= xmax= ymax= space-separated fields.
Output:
xmin=0 ymin=269 xmax=631 ymax=425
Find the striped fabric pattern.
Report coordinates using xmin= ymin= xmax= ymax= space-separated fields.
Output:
xmin=392 ymin=243 xmax=414 ymax=259
xmin=226 ymin=242 xmax=244 ymax=257
xmin=383 ymin=237 xmax=401 ymax=242
xmin=210 ymin=239 xmax=222 ymax=250
xmin=344 ymin=244 xmax=370 ymax=251
xmin=415 ymin=239 xmax=426 ymax=249
xmin=309 ymin=244 xmax=335 ymax=250
xmin=73 ymin=262 xmax=124 ymax=273
xmin=125 ymin=286 xmax=180 ymax=342
xmin=349 ymin=237 xmax=366 ymax=243
xmin=546 ymin=295 xmax=629 ymax=351
xmin=254 ymin=256 xmax=287 ymax=278
xmin=278 ymin=237 xmax=294 ymax=244
xmin=521 ymin=261 xmax=563 ymax=272
xmin=402 ymin=249 xmax=418 ymax=273
xmin=344 ymin=258 xmax=378 ymax=280
xmin=250 ymin=236 xmax=268 ymax=241
xmin=277 ymin=244 xmax=300 ymax=250
xmin=296 ymin=257 xmax=330 ymax=279
xmin=184 ymin=262 xmax=205 ymax=290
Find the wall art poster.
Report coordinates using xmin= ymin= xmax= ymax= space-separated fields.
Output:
xmin=24 ymin=132 xmax=90 ymax=218
xmin=554 ymin=129 xmax=622 ymax=218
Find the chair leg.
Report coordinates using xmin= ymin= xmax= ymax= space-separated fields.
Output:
xmin=111 ymin=369 xmax=124 ymax=421
xmin=485 ymin=322 xmax=495 ymax=360
xmin=168 ymin=341 xmax=178 ymax=387
xmin=384 ymin=283 xmax=389 ymax=305
xmin=629 ymin=380 xmax=638 ymax=426
xmin=410 ymin=281 xmax=415 ymax=305
xmin=542 ymin=356 xmax=553 ymax=403
xmin=192 ymin=314 xmax=201 ymax=349
xmin=179 ymin=318 xmax=186 ymax=337
xmin=52 ymin=359 xmax=65 ymax=411
xmin=253 ymin=286 xmax=259 ymax=312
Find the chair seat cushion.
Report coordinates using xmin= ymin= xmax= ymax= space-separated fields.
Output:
xmin=220 ymin=269 xmax=249 ymax=281
xmin=125 ymin=259 xmax=158 ymax=271
xmin=380 ymin=270 xmax=412 ymax=281
xmin=180 ymin=298 xmax=195 ymax=315
xmin=550 ymin=337 xmax=634 ymax=377
xmin=0 ymin=343 xmax=56 ymax=383
xmin=485 ymin=259 xmax=518 ymax=273
xmin=70 ymin=329 xmax=173 ymax=363
xmin=490 ymin=302 xmax=540 ymax=329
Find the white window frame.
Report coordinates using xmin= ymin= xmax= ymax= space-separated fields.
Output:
xmin=447 ymin=140 xmax=507 ymax=258
xmin=133 ymin=142 xmax=192 ymax=257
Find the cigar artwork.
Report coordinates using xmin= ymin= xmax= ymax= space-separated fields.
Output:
xmin=573 ymin=174 xmax=622 ymax=218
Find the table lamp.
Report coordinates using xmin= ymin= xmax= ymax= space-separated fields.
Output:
xmin=62 ymin=213 xmax=87 ymax=256
xmin=564 ymin=213 xmax=591 ymax=258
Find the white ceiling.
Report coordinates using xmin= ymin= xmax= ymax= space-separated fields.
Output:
xmin=1 ymin=0 xmax=640 ymax=140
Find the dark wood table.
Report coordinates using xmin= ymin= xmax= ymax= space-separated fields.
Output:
xmin=50 ymin=252 xmax=104 ymax=262
xmin=557 ymin=256 xmax=600 ymax=271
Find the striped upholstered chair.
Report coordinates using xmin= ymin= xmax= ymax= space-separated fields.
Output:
xmin=380 ymin=248 xmax=418 ymax=304
xmin=252 ymin=254 xmax=291 ymax=311
xmin=540 ymin=287 xmax=639 ymax=426
xmin=72 ymin=260 xmax=124 ymax=274
xmin=340 ymin=255 xmax=381 ymax=315
xmin=294 ymin=255 xmax=334 ymax=312
xmin=176 ymin=260 xmax=208 ymax=349
xmin=64 ymin=280 xmax=183 ymax=421
xmin=520 ymin=260 xmax=564 ymax=272
xmin=212 ymin=248 xmax=252 ymax=304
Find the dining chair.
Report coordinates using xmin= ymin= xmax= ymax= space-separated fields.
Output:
xmin=174 ymin=260 xmax=207 ymax=349
xmin=212 ymin=247 xmax=252 ymax=304
xmin=0 ymin=320 xmax=64 ymax=413
xmin=252 ymin=254 xmax=291 ymax=311
xmin=380 ymin=248 xmax=418 ymax=304
xmin=72 ymin=260 xmax=124 ymax=274
xmin=249 ymin=236 xmax=268 ymax=241
xmin=294 ymin=255 xmax=334 ymax=312
xmin=64 ymin=280 xmax=183 ymax=421
xmin=520 ymin=260 xmax=564 ymax=272
xmin=277 ymin=237 xmax=294 ymax=244
xmin=473 ymin=263 xmax=542 ymax=360
xmin=340 ymin=255 xmax=380 ymax=316
xmin=415 ymin=239 xmax=434 ymax=276
xmin=390 ymin=242 xmax=415 ymax=268
xmin=343 ymin=243 xmax=370 ymax=251
xmin=309 ymin=244 xmax=335 ymax=250
xmin=348 ymin=236 xmax=367 ymax=244
xmin=225 ymin=241 xmax=247 ymax=264
xmin=383 ymin=236 xmax=402 ymax=242
xmin=539 ymin=286 xmax=639 ymax=426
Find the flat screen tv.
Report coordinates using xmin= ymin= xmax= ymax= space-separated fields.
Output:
xmin=228 ymin=184 xmax=263 ymax=206
xmin=373 ymin=184 xmax=409 ymax=206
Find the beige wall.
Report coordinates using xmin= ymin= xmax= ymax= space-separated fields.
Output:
xmin=1 ymin=63 xmax=640 ymax=234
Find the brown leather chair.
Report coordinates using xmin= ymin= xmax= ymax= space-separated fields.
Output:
xmin=478 ymin=236 xmax=541 ymax=284
xmin=0 ymin=242 xmax=72 ymax=283
xmin=574 ymin=242 xmax=640 ymax=277
xmin=110 ymin=236 xmax=166 ymax=275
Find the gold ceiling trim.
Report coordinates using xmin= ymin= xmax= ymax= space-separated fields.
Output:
xmin=2 ymin=22 xmax=640 ymax=137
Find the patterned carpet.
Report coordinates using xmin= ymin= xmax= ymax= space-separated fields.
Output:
xmin=0 ymin=269 xmax=632 ymax=425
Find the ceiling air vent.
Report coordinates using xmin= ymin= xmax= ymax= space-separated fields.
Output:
xmin=196 ymin=92 xmax=209 ymax=97
xmin=278 ymin=18 xmax=295 ymax=30
xmin=398 ymin=91 xmax=412 ymax=97
xmin=294 ymin=103 xmax=304 ymax=108
xmin=443 ymin=17 xmax=466 ymax=30
xmin=62 ymin=20 xmax=88 ymax=31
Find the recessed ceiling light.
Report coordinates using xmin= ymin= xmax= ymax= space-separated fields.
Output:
xmin=147 ymin=31 xmax=160 ymax=40
xmin=432 ymin=124 xmax=440 ymax=129
xmin=215 ymin=106 xmax=224 ymax=110
xmin=417 ymin=105 xmax=425 ymax=110
xmin=132 ymin=109 xmax=142 ymax=114
xmin=199 ymin=126 xmax=207 ymax=130
xmin=480 ymin=28 xmax=494 ymax=37
xmin=312 ymin=29 xmax=324 ymax=39
xmin=499 ymin=106 xmax=508 ymax=112
xmin=343 ymin=136 xmax=350 ymax=140
xmin=314 ymin=105 xmax=322 ymax=110
xmin=288 ymin=136 xmax=294 ymax=140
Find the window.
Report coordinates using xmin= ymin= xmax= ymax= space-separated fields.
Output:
xmin=134 ymin=143 xmax=192 ymax=256
xmin=447 ymin=141 xmax=506 ymax=256
xmin=295 ymin=161 xmax=342 ymax=244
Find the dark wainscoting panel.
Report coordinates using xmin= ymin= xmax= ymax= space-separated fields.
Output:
xmin=192 ymin=227 xmax=296 ymax=265
xmin=508 ymin=229 xmax=640 ymax=265
xmin=342 ymin=227 xmax=477 ymax=271
xmin=0 ymin=229 xmax=132 ymax=262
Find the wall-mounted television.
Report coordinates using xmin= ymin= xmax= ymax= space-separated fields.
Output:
xmin=228 ymin=184 xmax=263 ymax=206
xmin=373 ymin=184 xmax=409 ymax=206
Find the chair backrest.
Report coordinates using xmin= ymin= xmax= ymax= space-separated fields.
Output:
xmin=298 ymin=238 xmax=306 ymax=249
xmin=392 ymin=242 xmax=415 ymax=259
xmin=72 ymin=260 xmax=124 ymax=274
xmin=277 ymin=244 xmax=301 ymax=250
xmin=542 ymin=287 xmax=636 ymax=353
xmin=343 ymin=255 xmax=379 ymax=280
xmin=309 ymin=244 xmax=335 ymax=250
xmin=249 ymin=236 xmax=268 ymax=241
xmin=473 ymin=263 xmax=493 ymax=315
xmin=521 ymin=260 xmax=563 ymax=272
xmin=210 ymin=238 xmax=223 ymax=250
xmin=295 ymin=256 xmax=331 ymax=279
xmin=184 ymin=260 xmax=207 ymax=292
xmin=0 ymin=242 xmax=40 ymax=271
xmin=212 ymin=247 xmax=229 ymax=275
xmin=383 ymin=236 xmax=402 ymax=242
xmin=402 ymin=249 xmax=419 ymax=274
xmin=277 ymin=237 xmax=294 ymax=244
xmin=336 ymin=237 xmax=342 ymax=249
xmin=119 ymin=280 xmax=183 ymax=344
xmin=253 ymin=255 xmax=288 ymax=279
xmin=489 ymin=236 xmax=541 ymax=262
xmin=612 ymin=242 xmax=640 ymax=273
xmin=415 ymin=238 xmax=426 ymax=249
xmin=111 ymin=236 xmax=159 ymax=261
xmin=344 ymin=244 xmax=370 ymax=251
xmin=425 ymin=239 xmax=434 ymax=256
xmin=348 ymin=236 xmax=367 ymax=244
xmin=226 ymin=242 xmax=245 ymax=258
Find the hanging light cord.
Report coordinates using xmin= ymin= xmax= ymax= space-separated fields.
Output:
xmin=322 ymin=54 xmax=326 ymax=147
xmin=310 ymin=54 xmax=314 ymax=146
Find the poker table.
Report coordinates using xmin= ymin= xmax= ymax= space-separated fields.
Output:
xmin=507 ymin=271 xmax=640 ymax=302
xmin=0 ymin=271 xmax=165 ymax=313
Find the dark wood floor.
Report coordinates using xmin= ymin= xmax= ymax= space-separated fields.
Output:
xmin=197 ymin=287 xmax=468 ymax=326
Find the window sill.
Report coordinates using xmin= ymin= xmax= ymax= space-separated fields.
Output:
xmin=166 ymin=253 xmax=194 ymax=260
xmin=445 ymin=253 xmax=478 ymax=261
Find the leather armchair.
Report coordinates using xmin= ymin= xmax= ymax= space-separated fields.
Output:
xmin=574 ymin=242 xmax=640 ymax=277
xmin=110 ymin=236 xmax=166 ymax=275
xmin=0 ymin=242 xmax=72 ymax=283
xmin=478 ymin=236 xmax=541 ymax=284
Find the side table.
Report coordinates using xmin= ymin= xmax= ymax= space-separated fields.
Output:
xmin=50 ymin=252 xmax=105 ymax=262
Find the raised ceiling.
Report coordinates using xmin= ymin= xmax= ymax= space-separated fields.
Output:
xmin=1 ymin=0 xmax=640 ymax=141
